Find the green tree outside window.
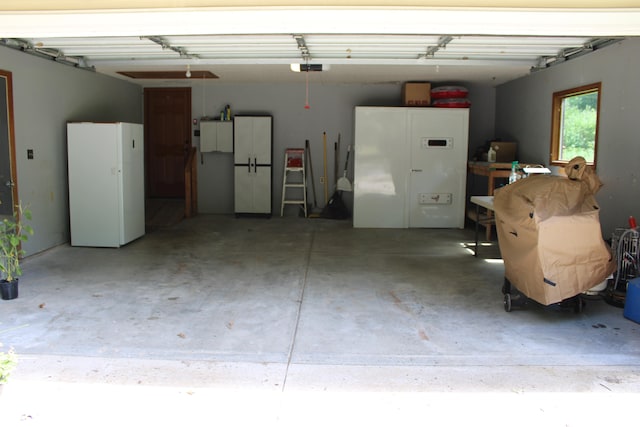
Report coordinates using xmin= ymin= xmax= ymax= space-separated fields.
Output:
xmin=551 ymin=83 xmax=601 ymax=167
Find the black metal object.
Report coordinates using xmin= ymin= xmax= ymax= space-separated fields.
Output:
xmin=501 ymin=277 xmax=584 ymax=313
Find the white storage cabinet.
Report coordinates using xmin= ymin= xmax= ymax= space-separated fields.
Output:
xmin=233 ymin=116 xmax=273 ymax=215
xmin=353 ymin=107 xmax=469 ymax=228
xmin=200 ymin=120 xmax=233 ymax=153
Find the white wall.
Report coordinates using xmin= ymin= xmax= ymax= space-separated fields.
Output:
xmin=1 ymin=46 xmax=143 ymax=256
xmin=495 ymin=38 xmax=640 ymax=238
xmin=187 ymin=81 xmax=495 ymax=215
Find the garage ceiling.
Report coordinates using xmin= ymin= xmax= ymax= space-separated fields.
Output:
xmin=1 ymin=5 xmax=639 ymax=86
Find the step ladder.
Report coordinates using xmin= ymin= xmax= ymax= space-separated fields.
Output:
xmin=280 ymin=148 xmax=307 ymax=217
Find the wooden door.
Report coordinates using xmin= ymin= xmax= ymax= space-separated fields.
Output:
xmin=144 ymin=87 xmax=191 ymax=198
xmin=0 ymin=70 xmax=18 ymax=218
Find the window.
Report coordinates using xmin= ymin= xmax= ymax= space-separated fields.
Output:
xmin=550 ymin=82 xmax=601 ymax=167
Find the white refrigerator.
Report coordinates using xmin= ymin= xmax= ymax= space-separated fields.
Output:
xmin=67 ymin=122 xmax=145 ymax=247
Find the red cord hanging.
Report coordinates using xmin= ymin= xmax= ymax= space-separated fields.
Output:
xmin=304 ymin=69 xmax=310 ymax=109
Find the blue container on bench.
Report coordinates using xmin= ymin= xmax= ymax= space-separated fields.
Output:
xmin=624 ymin=277 xmax=640 ymax=323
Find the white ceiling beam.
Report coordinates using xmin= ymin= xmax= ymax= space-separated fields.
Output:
xmin=85 ymin=56 xmax=537 ymax=67
xmin=3 ymin=1 xmax=640 ymax=10
xmin=1 ymin=9 xmax=640 ymax=38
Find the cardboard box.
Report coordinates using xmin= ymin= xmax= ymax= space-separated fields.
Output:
xmin=402 ymin=82 xmax=431 ymax=106
xmin=493 ymin=160 xmax=614 ymax=306
xmin=489 ymin=141 xmax=517 ymax=162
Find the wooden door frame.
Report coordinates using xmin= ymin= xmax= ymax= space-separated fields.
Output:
xmin=0 ymin=69 xmax=19 ymax=216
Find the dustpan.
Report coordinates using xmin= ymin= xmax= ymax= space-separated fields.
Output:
xmin=336 ymin=145 xmax=352 ymax=192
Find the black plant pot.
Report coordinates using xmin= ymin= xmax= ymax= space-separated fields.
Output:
xmin=0 ymin=278 xmax=18 ymax=300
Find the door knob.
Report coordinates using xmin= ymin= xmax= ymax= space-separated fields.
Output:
xmin=5 ymin=180 xmax=14 ymax=187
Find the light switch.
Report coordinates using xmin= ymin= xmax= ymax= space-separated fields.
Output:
xmin=27 ymin=149 xmax=34 ymax=159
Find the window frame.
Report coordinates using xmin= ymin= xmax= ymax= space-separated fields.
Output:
xmin=549 ymin=82 xmax=602 ymax=169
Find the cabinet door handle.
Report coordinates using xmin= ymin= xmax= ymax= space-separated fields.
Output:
xmin=411 ymin=169 xmax=423 ymax=172
xmin=248 ymin=157 xmax=251 ymax=173
xmin=254 ymin=157 xmax=257 ymax=173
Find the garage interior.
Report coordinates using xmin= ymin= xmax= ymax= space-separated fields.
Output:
xmin=1 ymin=2 xmax=640 ymax=426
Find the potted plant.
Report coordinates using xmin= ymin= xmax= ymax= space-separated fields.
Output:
xmin=0 ymin=203 xmax=33 ymax=300
xmin=0 ymin=344 xmax=17 ymax=390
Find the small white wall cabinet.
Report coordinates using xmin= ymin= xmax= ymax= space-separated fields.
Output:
xmin=353 ymin=107 xmax=469 ymax=228
xmin=233 ymin=116 xmax=273 ymax=215
xmin=200 ymin=120 xmax=233 ymax=153
xmin=67 ymin=122 xmax=145 ymax=247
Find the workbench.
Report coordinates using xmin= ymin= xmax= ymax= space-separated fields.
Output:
xmin=467 ymin=162 xmax=513 ymax=240
xmin=469 ymin=195 xmax=495 ymax=257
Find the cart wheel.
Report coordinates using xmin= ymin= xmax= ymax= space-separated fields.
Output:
xmin=503 ymin=293 xmax=512 ymax=312
xmin=574 ymin=296 xmax=585 ymax=314
xmin=502 ymin=278 xmax=511 ymax=295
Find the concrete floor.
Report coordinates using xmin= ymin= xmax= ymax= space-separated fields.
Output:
xmin=1 ymin=215 xmax=639 ymax=426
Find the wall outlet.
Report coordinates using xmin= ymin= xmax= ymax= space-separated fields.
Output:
xmin=320 ymin=176 xmax=325 ymax=184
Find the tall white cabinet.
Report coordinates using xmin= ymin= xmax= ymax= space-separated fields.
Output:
xmin=67 ymin=122 xmax=145 ymax=247
xmin=353 ymin=107 xmax=469 ymax=228
xmin=233 ymin=116 xmax=273 ymax=216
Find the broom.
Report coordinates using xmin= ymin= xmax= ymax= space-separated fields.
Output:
xmin=336 ymin=144 xmax=352 ymax=192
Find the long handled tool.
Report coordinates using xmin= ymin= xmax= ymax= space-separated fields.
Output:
xmin=322 ymin=132 xmax=329 ymax=205
xmin=337 ymin=144 xmax=353 ymax=192
xmin=335 ymin=133 xmax=341 ymax=190
xmin=321 ymin=134 xmax=350 ymax=219
xmin=334 ymin=141 xmax=338 ymax=191
xmin=305 ymin=139 xmax=318 ymax=210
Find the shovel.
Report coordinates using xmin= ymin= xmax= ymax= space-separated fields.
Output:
xmin=336 ymin=144 xmax=352 ymax=192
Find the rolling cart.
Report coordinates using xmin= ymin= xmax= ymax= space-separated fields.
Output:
xmin=492 ymin=157 xmax=614 ymax=314
xmin=501 ymin=277 xmax=585 ymax=313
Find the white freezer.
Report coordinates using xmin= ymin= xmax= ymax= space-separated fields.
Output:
xmin=67 ymin=122 xmax=145 ymax=247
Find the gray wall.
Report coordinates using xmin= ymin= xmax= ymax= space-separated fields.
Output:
xmin=495 ymin=37 xmax=640 ymax=238
xmin=3 ymin=41 xmax=497 ymax=256
xmin=188 ymin=81 xmax=495 ymax=215
xmin=1 ymin=45 xmax=143 ymax=256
